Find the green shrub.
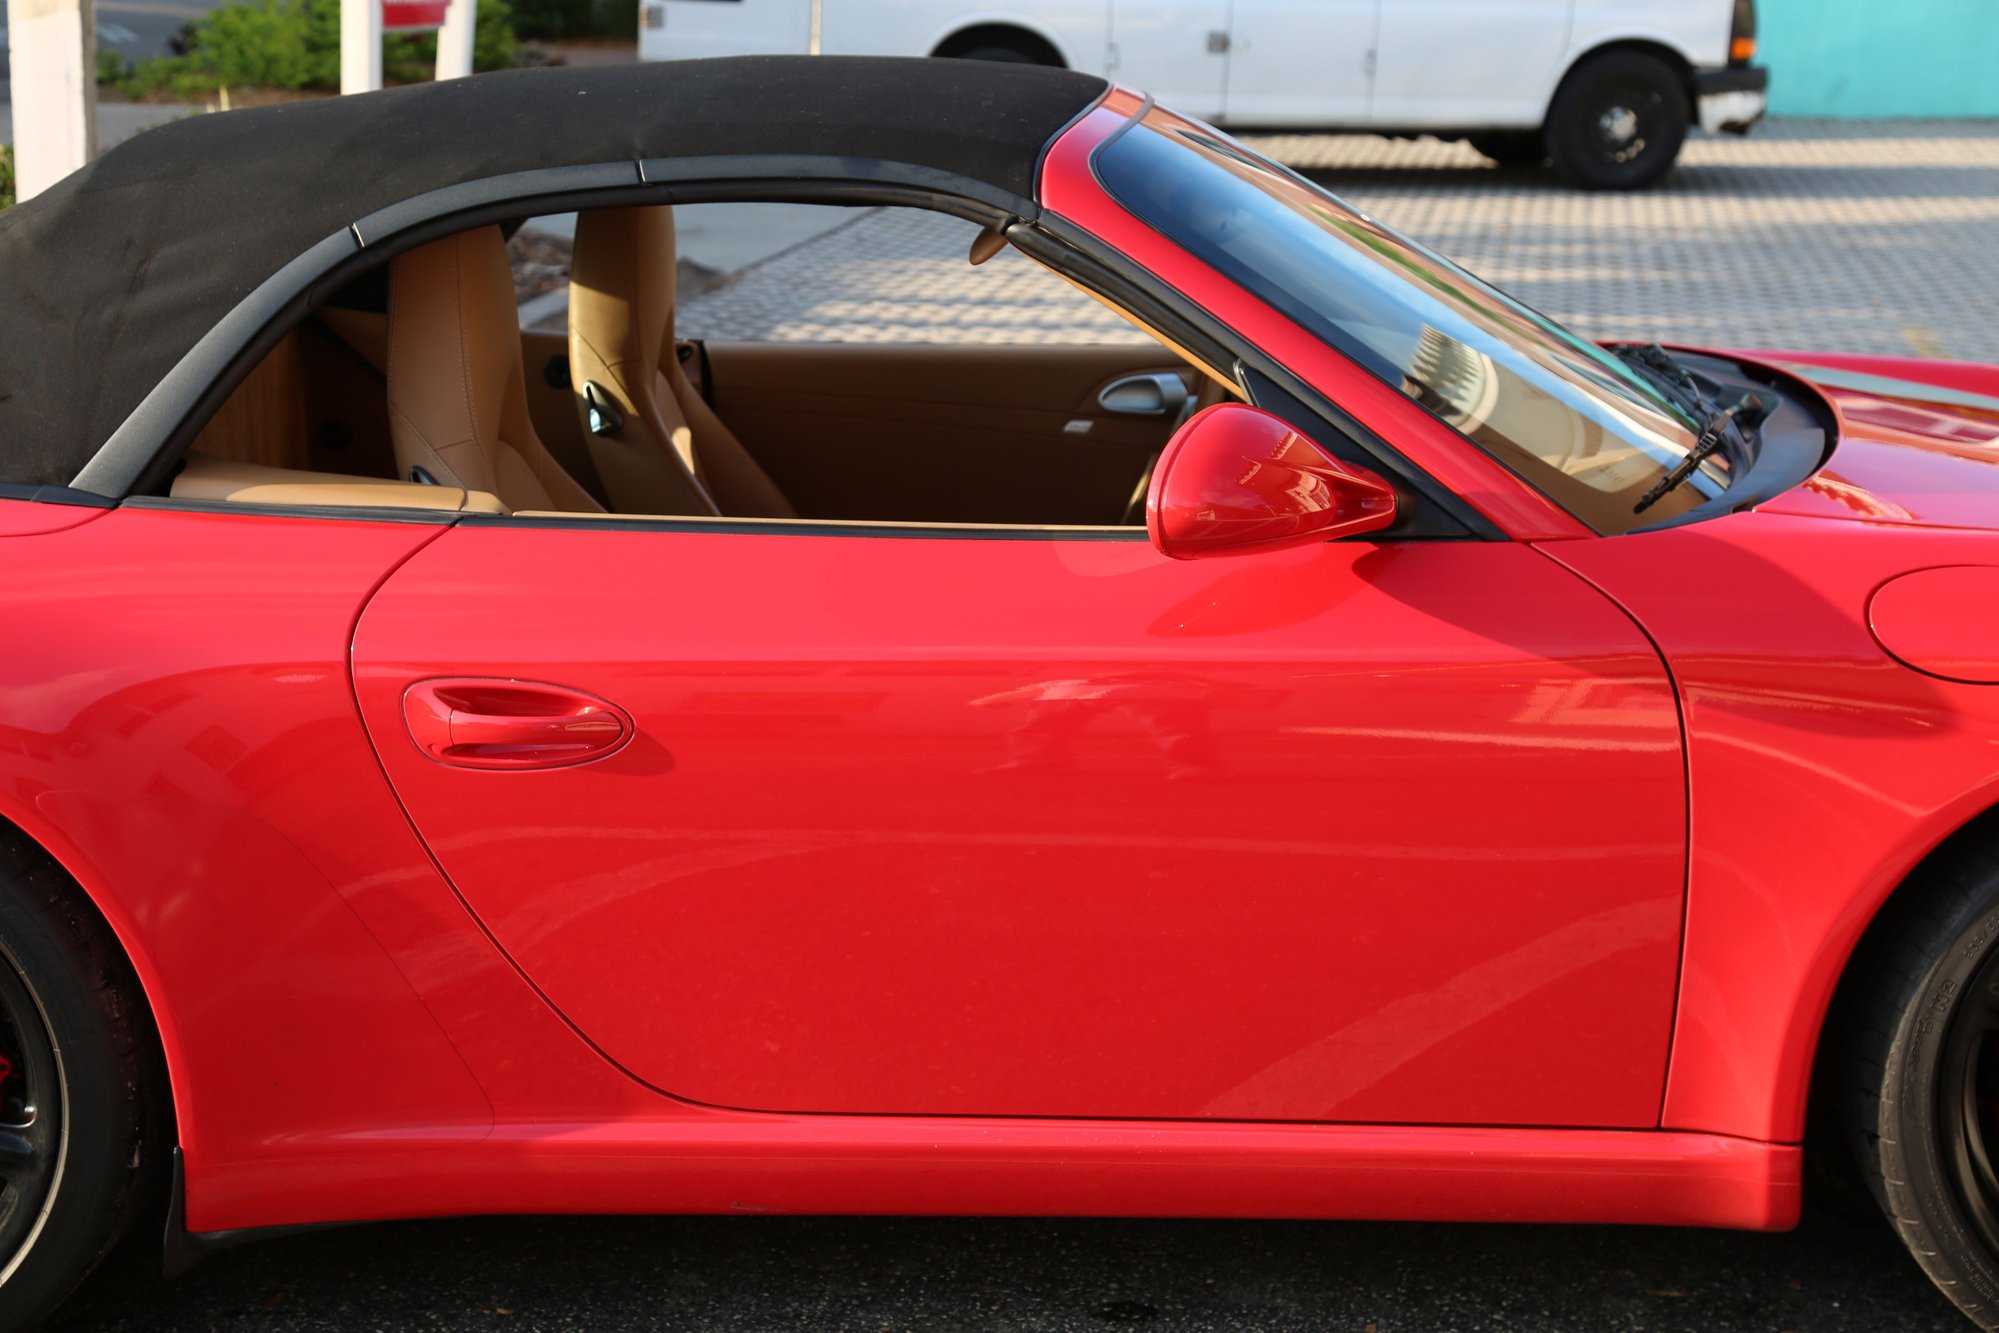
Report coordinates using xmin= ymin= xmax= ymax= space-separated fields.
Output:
xmin=121 ymin=0 xmax=517 ymax=98
xmin=210 ymin=0 xmax=318 ymax=88
xmin=474 ymin=0 xmax=520 ymax=71
xmin=96 ymin=48 xmax=134 ymax=86
xmin=1 ymin=145 xmax=14 ymax=211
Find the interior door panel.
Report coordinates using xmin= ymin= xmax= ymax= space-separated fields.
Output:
xmin=352 ymin=526 xmax=1688 ymax=1128
xmin=703 ymin=343 xmax=1194 ymax=525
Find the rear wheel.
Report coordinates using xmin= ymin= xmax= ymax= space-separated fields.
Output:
xmin=1844 ymin=843 xmax=1999 ymax=1330
xmin=954 ymin=44 xmax=1037 ymax=63
xmin=0 ymin=832 xmax=162 ymax=1331
xmin=933 ymin=27 xmax=1061 ymax=67
xmin=1544 ymin=51 xmax=1689 ymax=190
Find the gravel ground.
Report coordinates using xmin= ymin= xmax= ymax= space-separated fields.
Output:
xmin=46 ymin=1197 xmax=1965 ymax=1332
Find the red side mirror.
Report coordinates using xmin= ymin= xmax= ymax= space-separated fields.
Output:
xmin=1145 ymin=404 xmax=1398 ymax=560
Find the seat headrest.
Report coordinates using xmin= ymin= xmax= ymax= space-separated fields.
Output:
xmin=386 ymin=226 xmax=522 ymax=497
xmin=569 ymin=206 xmax=681 ymax=376
xmin=386 ymin=226 xmax=604 ymax=513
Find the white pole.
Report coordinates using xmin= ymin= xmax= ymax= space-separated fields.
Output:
xmin=434 ymin=0 xmax=476 ymax=80
xmin=340 ymin=0 xmax=382 ymax=94
xmin=5 ymin=0 xmax=98 ymax=201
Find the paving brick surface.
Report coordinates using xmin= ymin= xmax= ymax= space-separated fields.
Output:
xmin=679 ymin=121 xmax=1999 ymax=363
xmin=678 ymin=207 xmax=1152 ymax=345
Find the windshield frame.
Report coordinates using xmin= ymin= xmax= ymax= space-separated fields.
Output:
xmin=1087 ymin=102 xmax=1730 ymax=536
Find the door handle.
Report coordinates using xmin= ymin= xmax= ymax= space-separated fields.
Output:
xmin=1097 ymin=372 xmax=1194 ymax=417
xmin=403 ymin=678 xmax=632 ymax=770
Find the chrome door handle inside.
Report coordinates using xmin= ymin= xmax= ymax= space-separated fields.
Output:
xmin=1097 ymin=372 xmax=1193 ymax=417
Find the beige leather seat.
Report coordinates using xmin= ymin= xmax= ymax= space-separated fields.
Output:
xmin=568 ymin=207 xmax=795 ymax=519
xmin=387 ymin=226 xmax=603 ymax=514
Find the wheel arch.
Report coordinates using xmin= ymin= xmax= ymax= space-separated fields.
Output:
xmin=929 ymin=20 xmax=1069 ymax=68
xmin=1797 ymin=798 xmax=1999 ymax=1158
xmin=1543 ymin=38 xmax=1698 ymax=122
xmin=0 ymin=799 xmax=184 ymax=1156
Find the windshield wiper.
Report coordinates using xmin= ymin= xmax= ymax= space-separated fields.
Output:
xmin=1612 ymin=342 xmax=1708 ymax=418
xmin=1633 ymin=390 xmax=1771 ymax=515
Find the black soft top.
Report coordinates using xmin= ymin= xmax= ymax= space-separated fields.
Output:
xmin=0 ymin=56 xmax=1108 ymax=488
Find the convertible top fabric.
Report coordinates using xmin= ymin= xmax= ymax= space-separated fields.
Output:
xmin=0 ymin=56 xmax=1108 ymax=487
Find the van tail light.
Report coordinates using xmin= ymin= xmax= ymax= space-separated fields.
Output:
xmin=1730 ymin=0 xmax=1757 ymax=64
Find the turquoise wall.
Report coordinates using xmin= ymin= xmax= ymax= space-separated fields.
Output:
xmin=1761 ymin=0 xmax=1999 ymax=117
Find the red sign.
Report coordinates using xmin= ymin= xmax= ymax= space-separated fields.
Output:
xmin=381 ymin=0 xmax=448 ymax=30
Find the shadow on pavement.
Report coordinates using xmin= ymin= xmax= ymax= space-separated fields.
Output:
xmin=49 ymin=1195 xmax=1964 ymax=1331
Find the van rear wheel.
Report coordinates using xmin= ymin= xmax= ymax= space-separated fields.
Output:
xmin=955 ymin=44 xmax=1037 ymax=64
xmin=1545 ymin=50 xmax=1688 ymax=189
xmin=933 ymin=28 xmax=1061 ymax=67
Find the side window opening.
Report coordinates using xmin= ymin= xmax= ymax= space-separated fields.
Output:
xmin=169 ymin=198 xmax=1241 ymax=531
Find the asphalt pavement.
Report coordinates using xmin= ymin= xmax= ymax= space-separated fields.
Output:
xmin=44 ymin=1194 xmax=1969 ymax=1332
xmin=91 ymin=0 xmax=212 ymax=65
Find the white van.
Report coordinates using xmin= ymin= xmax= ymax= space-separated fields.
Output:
xmin=637 ymin=0 xmax=1769 ymax=189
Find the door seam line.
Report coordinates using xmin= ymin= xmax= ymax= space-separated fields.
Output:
xmin=1529 ymin=539 xmax=1693 ymax=1134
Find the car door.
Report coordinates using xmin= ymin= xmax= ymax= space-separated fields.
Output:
xmin=1109 ymin=0 xmax=1231 ymax=119
xmin=1370 ymin=0 xmax=1572 ymax=128
xmin=1221 ymin=0 xmax=1378 ymax=126
xmin=351 ymin=519 xmax=1687 ymax=1128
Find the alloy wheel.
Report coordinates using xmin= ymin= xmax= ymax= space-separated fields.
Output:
xmin=1941 ymin=937 xmax=1999 ymax=1260
xmin=1583 ymin=84 xmax=1666 ymax=169
xmin=0 ymin=944 xmax=61 ymax=1284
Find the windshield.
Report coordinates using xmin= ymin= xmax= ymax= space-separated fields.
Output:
xmin=1094 ymin=108 xmax=1727 ymax=534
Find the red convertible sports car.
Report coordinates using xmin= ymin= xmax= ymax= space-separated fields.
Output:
xmin=4 ymin=54 xmax=1999 ymax=1329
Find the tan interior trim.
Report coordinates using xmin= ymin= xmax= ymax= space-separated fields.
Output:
xmin=1043 ymin=266 xmax=1241 ymax=397
xmin=315 ymin=307 xmax=390 ymax=374
xmin=173 ymin=452 xmax=510 ymax=514
xmin=186 ymin=330 xmax=312 ymax=470
xmin=701 ymin=342 xmax=1187 ymax=526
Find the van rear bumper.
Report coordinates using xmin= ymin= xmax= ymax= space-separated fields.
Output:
xmin=1696 ymin=66 xmax=1769 ymax=135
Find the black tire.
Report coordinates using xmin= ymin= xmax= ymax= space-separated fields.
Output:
xmin=1843 ymin=840 xmax=1999 ymax=1329
xmin=1544 ymin=51 xmax=1689 ymax=190
xmin=950 ymin=44 xmax=1039 ymax=64
xmin=933 ymin=26 xmax=1061 ymax=66
xmin=0 ymin=830 xmax=164 ymax=1331
xmin=1467 ymin=131 xmax=1546 ymax=169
